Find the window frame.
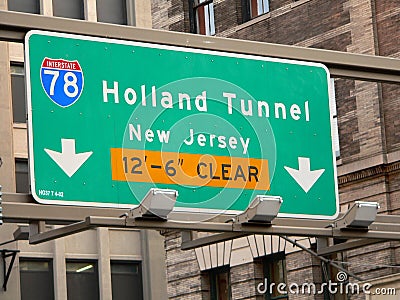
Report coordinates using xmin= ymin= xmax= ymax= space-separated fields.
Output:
xmin=262 ymin=252 xmax=288 ymax=300
xmin=208 ymin=265 xmax=231 ymax=300
xmin=190 ymin=0 xmax=215 ymax=36
xmin=254 ymin=0 xmax=270 ymax=17
xmin=96 ymin=0 xmax=129 ymax=25
xmin=66 ymin=259 xmax=100 ymax=300
xmin=19 ymin=257 xmax=55 ymax=300
xmin=110 ymin=260 xmax=144 ymax=300
xmin=244 ymin=0 xmax=270 ymax=21
xmin=8 ymin=0 xmax=40 ymax=14
xmin=10 ymin=63 xmax=27 ymax=124
xmin=52 ymin=0 xmax=85 ymax=20
xmin=15 ymin=158 xmax=29 ymax=193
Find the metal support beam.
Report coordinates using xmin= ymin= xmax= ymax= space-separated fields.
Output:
xmin=29 ymin=219 xmax=97 ymax=244
xmin=29 ymin=220 xmax=46 ymax=236
xmin=1 ymin=250 xmax=19 ymax=291
xmin=317 ymin=239 xmax=385 ymax=256
xmin=0 ymin=226 xmax=30 ymax=247
xmin=27 ymin=212 xmax=400 ymax=245
xmin=2 ymin=193 xmax=224 ymax=224
xmin=13 ymin=225 xmax=29 ymax=241
xmin=181 ymin=232 xmax=245 ymax=250
xmin=5 ymin=192 xmax=400 ymax=246
xmin=0 ymin=10 xmax=400 ymax=83
xmin=316 ymin=237 xmax=329 ymax=253
xmin=3 ymin=193 xmax=131 ymax=224
xmin=281 ymin=236 xmax=363 ymax=281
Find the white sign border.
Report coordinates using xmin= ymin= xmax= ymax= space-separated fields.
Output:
xmin=25 ymin=30 xmax=339 ymax=220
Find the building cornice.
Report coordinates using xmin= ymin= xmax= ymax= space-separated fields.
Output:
xmin=338 ymin=160 xmax=400 ymax=185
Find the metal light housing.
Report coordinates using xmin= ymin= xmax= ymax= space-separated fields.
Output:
xmin=337 ymin=201 xmax=380 ymax=229
xmin=129 ymin=188 xmax=178 ymax=220
xmin=236 ymin=195 xmax=283 ymax=224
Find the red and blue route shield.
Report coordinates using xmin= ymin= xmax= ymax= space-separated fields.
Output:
xmin=40 ymin=58 xmax=84 ymax=107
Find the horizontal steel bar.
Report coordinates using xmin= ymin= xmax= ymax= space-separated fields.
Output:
xmin=125 ymin=218 xmax=234 ymax=232
xmin=2 ymin=193 xmax=338 ymax=226
xmin=28 ymin=216 xmax=235 ymax=244
xmin=234 ymin=223 xmax=333 ymax=236
xmin=1 ymin=10 xmax=400 ymax=83
xmin=332 ymin=229 xmax=400 ymax=240
xmin=374 ymin=214 xmax=400 ymax=223
xmin=182 ymin=233 xmax=389 ymax=252
xmin=2 ymin=193 xmax=127 ymax=224
xmin=29 ymin=216 xmax=132 ymax=244
xmin=181 ymin=232 xmax=245 ymax=250
xmin=317 ymin=239 xmax=385 ymax=256
xmin=27 ymin=214 xmax=400 ymax=245
xmin=329 ymin=68 xmax=400 ymax=83
xmin=29 ymin=219 xmax=94 ymax=244
xmin=6 ymin=192 xmax=400 ymax=245
xmin=2 ymin=193 xmax=234 ymax=224
xmin=0 ymin=29 xmax=23 ymax=42
xmin=369 ymin=223 xmax=400 ymax=232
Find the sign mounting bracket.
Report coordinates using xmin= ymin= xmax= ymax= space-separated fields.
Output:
xmin=1 ymin=250 xmax=20 ymax=291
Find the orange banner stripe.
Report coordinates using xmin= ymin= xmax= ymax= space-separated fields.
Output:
xmin=111 ymin=148 xmax=269 ymax=191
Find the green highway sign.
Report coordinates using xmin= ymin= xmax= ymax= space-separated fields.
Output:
xmin=25 ymin=30 xmax=338 ymax=219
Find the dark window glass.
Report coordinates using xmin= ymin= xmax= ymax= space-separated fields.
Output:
xmin=66 ymin=260 xmax=99 ymax=300
xmin=263 ymin=252 xmax=288 ymax=300
xmin=11 ymin=65 xmax=26 ymax=123
xmin=321 ymin=252 xmax=347 ymax=299
xmin=15 ymin=159 xmax=29 ymax=193
xmin=20 ymin=258 xmax=54 ymax=300
xmin=191 ymin=0 xmax=215 ymax=35
xmin=53 ymin=0 xmax=84 ymax=19
xmin=96 ymin=0 xmax=127 ymax=25
xmin=8 ymin=0 xmax=40 ymax=14
xmin=111 ymin=261 xmax=143 ymax=300
xmin=209 ymin=266 xmax=231 ymax=300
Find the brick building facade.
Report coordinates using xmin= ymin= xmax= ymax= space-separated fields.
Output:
xmin=151 ymin=0 xmax=400 ymax=299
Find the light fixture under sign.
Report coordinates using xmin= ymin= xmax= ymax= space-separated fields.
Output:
xmin=129 ymin=188 xmax=178 ymax=220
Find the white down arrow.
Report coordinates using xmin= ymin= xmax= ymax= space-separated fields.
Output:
xmin=284 ymin=157 xmax=325 ymax=193
xmin=44 ymin=139 xmax=93 ymax=177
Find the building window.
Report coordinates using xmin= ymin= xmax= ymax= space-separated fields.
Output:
xmin=66 ymin=260 xmax=99 ymax=300
xmin=111 ymin=261 xmax=143 ymax=300
xmin=321 ymin=251 xmax=347 ymax=299
xmin=11 ymin=64 xmax=26 ymax=124
xmin=15 ymin=159 xmax=29 ymax=193
xmin=249 ymin=0 xmax=269 ymax=18
xmin=330 ymin=78 xmax=340 ymax=158
xmin=208 ymin=266 xmax=231 ymax=300
xmin=191 ymin=0 xmax=215 ymax=36
xmin=20 ymin=258 xmax=54 ymax=300
xmin=263 ymin=252 xmax=288 ymax=300
xmin=96 ymin=0 xmax=128 ymax=25
xmin=53 ymin=0 xmax=84 ymax=20
xmin=8 ymin=0 xmax=40 ymax=14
